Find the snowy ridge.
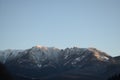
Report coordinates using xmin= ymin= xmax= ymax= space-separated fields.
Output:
xmin=0 ymin=49 xmax=23 ymax=63
xmin=0 ymin=46 xmax=112 ymax=67
xmin=88 ymin=48 xmax=110 ymax=61
xmin=31 ymin=45 xmax=60 ymax=55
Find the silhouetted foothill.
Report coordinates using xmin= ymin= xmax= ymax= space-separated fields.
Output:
xmin=108 ymin=74 xmax=120 ymax=80
xmin=0 ymin=62 xmax=13 ymax=80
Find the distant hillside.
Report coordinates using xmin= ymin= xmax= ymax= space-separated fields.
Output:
xmin=114 ymin=56 xmax=120 ymax=63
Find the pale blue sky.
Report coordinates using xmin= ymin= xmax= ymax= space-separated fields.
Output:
xmin=0 ymin=0 xmax=120 ymax=56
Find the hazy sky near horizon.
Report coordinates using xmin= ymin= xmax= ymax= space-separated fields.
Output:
xmin=0 ymin=0 xmax=120 ymax=56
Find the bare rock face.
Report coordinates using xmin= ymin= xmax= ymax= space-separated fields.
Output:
xmin=0 ymin=46 xmax=120 ymax=80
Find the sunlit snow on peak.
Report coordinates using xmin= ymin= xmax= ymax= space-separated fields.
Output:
xmin=35 ymin=45 xmax=47 ymax=49
xmin=36 ymin=45 xmax=43 ymax=48
xmin=33 ymin=45 xmax=59 ymax=51
xmin=88 ymin=48 xmax=110 ymax=61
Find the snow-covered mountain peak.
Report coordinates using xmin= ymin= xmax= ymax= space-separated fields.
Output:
xmin=0 ymin=46 xmax=119 ymax=80
xmin=30 ymin=45 xmax=60 ymax=59
xmin=88 ymin=48 xmax=110 ymax=61
xmin=32 ymin=45 xmax=59 ymax=51
xmin=0 ymin=49 xmax=23 ymax=63
xmin=35 ymin=45 xmax=44 ymax=48
xmin=0 ymin=46 xmax=114 ymax=66
xmin=32 ymin=45 xmax=48 ymax=51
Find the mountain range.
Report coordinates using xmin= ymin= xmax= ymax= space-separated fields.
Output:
xmin=0 ymin=45 xmax=120 ymax=80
